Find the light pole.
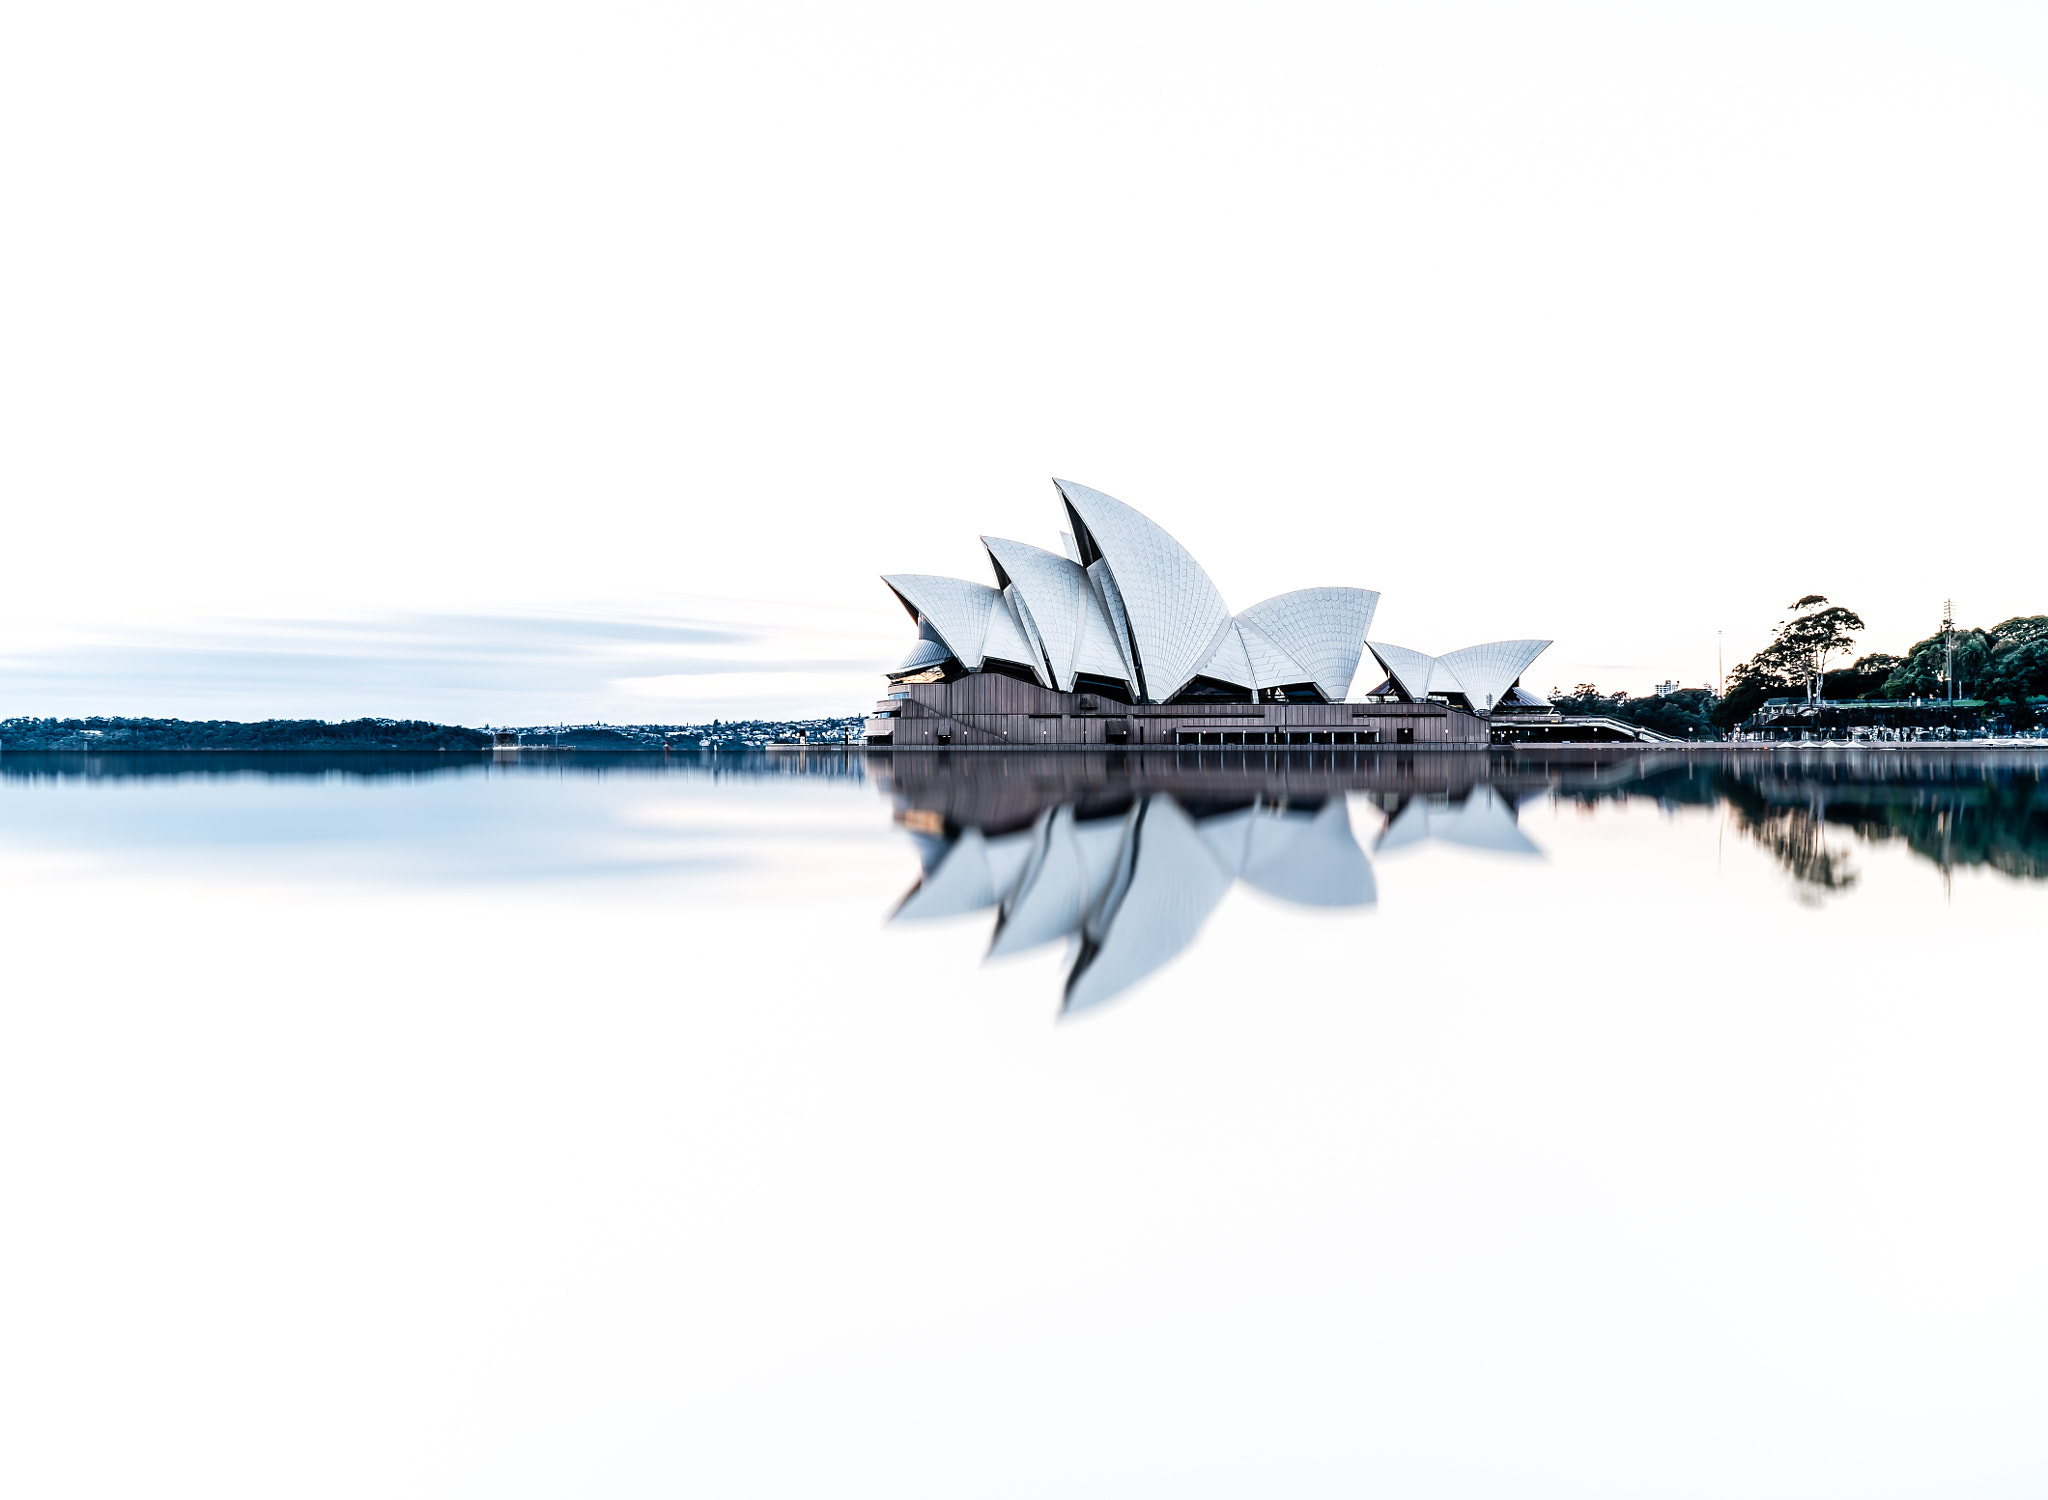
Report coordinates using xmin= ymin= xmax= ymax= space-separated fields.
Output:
xmin=1942 ymin=599 xmax=1955 ymax=704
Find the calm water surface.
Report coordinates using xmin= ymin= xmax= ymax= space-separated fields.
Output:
xmin=3 ymin=748 xmax=2045 ymax=1499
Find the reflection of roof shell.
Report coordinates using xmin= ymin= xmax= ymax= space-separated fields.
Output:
xmin=1374 ymin=786 xmax=1543 ymax=857
xmin=891 ymin=791 xmax=1382 ymax=1012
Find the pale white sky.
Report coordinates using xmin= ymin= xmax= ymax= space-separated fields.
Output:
xmin=4 ymin=2 xmax=2043 ymax=721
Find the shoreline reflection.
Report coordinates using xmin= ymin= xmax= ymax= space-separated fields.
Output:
xmin=1522 ymin=748 xmax=2048 ymax=896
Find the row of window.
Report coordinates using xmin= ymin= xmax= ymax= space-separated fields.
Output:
xmin=1173 ymin=729 xmax=1417 ymax=745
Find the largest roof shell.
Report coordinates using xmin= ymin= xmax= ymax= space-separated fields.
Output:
xmin=1053 ymin=479 xmax=1232 ymax=702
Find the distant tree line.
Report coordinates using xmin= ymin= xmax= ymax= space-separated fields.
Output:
xmin=1710 ymin=598 xmax=2048 ymax=731
xmin=0 ymin=717 xmax=494 ymax=750
xmin=1879 ymin=617 xmax=2048 ymax=705
xmin=1545 ymin=686 xmax=1718 ymax=739
xmin=501 ymin=717 xmax=867 ymax=750
xmin=0 ymin=715 xmax=871 ymax=752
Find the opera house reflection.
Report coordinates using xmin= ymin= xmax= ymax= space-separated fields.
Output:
xmin=878 ymin=750 xmax=1546 ymax=1012
xmin=873 ymin=745 xmax=2048 ymax=1009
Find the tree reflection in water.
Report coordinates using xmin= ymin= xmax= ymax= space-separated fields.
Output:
xmin=1721 ymin=784 xmax=1863 ymax=903
xmin=1533 ymin=747 xmax=2048 ymax=899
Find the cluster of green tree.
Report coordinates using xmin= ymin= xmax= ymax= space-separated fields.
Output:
xmin=1545 ymin=685 xmax=1719 ymax=739
xmin=1710 ymin=597 xmax=2048 ymax=730
xmin=1710 ymin=595 xmax=1867 ymax=729
xmin=0 ymin=717 xmax=492 ymax=750
xmin=1881 ymin=616 xmax=2048 ymax=706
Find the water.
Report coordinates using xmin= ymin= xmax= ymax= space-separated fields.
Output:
xmin=3 ymin=747 xmax=2045 ymax=1499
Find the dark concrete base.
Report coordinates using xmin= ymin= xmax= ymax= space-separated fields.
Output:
xmin=865 ymin=673 xmax=1489 ymax=749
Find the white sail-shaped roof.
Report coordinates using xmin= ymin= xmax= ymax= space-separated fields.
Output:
xmin=890 ymin=638 xmax=952 ymax=676
xmin=883 ymin=574 xmax=998 ymax=669
xmin=1436 ymin=640 xmax=1552 ymax=712
xmin=1235 ymin=619 xmax=1312 ymax=692
xmin=1193 ymin=621 xmax=1310 ymax=694
xmin=1071 ymin=583 xmax=1136 ymax=688
xmin=1236 ymin=588 xmax=1379 ymax=703
xmin=1083 ymin=560 xmax=1141 ymax=686
xmin=1192 ymin=595 xmax=1374 ymax=700
xmin=881 ymin=479 xmax=1548 ymax=711
xmin=980 ymin=591 xmax=1047 ymax=683
xmin=981 ymin=537 xmax=1094 ymax=690
xmin=1366 ymin=641 xmax=1438 ymax=702
xmin=1367 ymin=638 xmax=1552 ymax=709
xmin=1196 ymin=625 xmax=1258 ymax=691
xmin=1001 ymin=589 xmax=1047 ymax=678
xmin=1055 ymin=479 xmax=1233 ymax=702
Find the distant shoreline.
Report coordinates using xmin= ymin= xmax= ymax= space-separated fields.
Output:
xmin=0 ymin=715 xmax=866 ymax=754
xmin=6 ymin=742 xmax=2044 ymax=758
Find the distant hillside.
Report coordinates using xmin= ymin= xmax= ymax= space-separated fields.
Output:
xmin=496 ymin=718 xmax=865 ymax=750
xmin=0 ymin=715 xmax=870 ymax=752
xmin=1 ymin=717 xmax=493 ymax=751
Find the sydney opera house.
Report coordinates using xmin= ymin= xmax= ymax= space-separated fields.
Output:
xmin=866 ymin=479 xmax=1550 ymax=748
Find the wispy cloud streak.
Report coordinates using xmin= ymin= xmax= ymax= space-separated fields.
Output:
xmin=0 ymin=601 xmax=904 ymax=723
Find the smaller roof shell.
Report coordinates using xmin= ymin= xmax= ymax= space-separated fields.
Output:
xmin=884 ymin=574 xmax=999 ymax=668
xmin=1367 ymin=638 xmax=1552 ymax=709
xmin=1366 ymin=641 xmax=1440 ymax=702
xmin=1236 ymin=587 xmax=1380 ymax=702
xmin=1436 ymin=640 xmax=1552 ymax=711
xmin=890 ymin=638 xmax=952 ymax=676
xmin=982 ymin=536 xmax=1089 ymax=689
